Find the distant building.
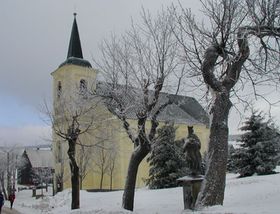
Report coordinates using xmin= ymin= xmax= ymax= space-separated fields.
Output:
xmin=51 ymin=14 xmax=210 ymax=193
xmin=18 ymin=148 xmax=53 ymax=185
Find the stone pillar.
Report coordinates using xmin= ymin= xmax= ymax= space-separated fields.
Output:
xmin=32 ymin=188 xmax=36 ymax=197
xmin=177 ymin=175 xmax=204 ymax=210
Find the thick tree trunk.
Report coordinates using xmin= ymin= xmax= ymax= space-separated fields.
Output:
xmin=196 ymin=91 xmax=232 ymax=207
xmin=79 ymin=175 xmax=83 ymax=190
xmin=70 ymin=161 xmax=80 ymax=210
xmin=68 ymin=140 xmax=80 ymax=210
xmin=60 ymin=161 xmax=64 ymax=191
xmin=79 ymin=150 xmax=83 ymax=190
xmin=122 ymin=143 xmax=150 ymax=211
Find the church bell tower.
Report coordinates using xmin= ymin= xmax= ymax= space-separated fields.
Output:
xmin=51 ymin=13 xmax=97 ymax=194
xmin=51 ymin=13 xmax=97 ymax=104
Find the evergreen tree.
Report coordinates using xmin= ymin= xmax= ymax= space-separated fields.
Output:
xmin=233 ymin=112 xmax=279 ymax=177
xmin=227 ymin=144 xmax=237 ymax=173
xmin=146 ymin=123 xmax=187 ymax=189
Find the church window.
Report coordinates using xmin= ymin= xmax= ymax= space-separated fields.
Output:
xmin=79 ymin=79 xmax=87 ymax=95
xmin=57 ymin=81 xmax=62 ymax=98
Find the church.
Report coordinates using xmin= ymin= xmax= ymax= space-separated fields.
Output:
xmin=51 ymin=14 xmax=210 ymax=193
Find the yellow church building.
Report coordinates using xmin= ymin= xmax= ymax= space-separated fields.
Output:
xmin=51 ymin=14 xmax=210 ymax=193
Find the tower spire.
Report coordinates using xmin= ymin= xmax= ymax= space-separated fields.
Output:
xmin=59 ymin=13 xmax=92 ymax=68
xmin=67 ymin=13 xmax=83 ymax=59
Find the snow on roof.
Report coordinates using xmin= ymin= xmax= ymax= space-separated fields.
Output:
xmin=156 ymin=103 xmax=202 ymax=125
xmin=25 ymin=149 xmax=53 ymax=168
xmin=96 ymin=81 xmax=209 ymax=126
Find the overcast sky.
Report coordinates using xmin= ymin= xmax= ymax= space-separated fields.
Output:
xmin=0 ymin=0 xmax=279 ymax=146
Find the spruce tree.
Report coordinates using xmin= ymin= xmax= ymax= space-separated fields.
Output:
xmin=146 ymin=123 xmax=187 ymax=189
xmin=227 ymin=144 xmax=237 ymax=173
xmin=233 ymin=111 xmax=279 ymax=177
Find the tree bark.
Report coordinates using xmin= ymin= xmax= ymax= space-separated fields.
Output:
xmin=7 ymin=152 xmax=11 ymax=195
xmin=0 ymin=172 xmax=7 ymax=200
xmin=59 ymin=160 xmax=64 ymax=192
xmin=195 ymin=32 xmax=249 ymax=207
xmin=79 ymin=175 xmax=83 ymax=190
xmin=110 ymin=172 xmax=113 ymax=191
xmin=122 ymin=143 xmax=150 ymax=211
xmin=100 ymin=170 xmax=104 ymax=190
xmin=79 ymin=149 xmax=83 ymax=190
xmin=196 ymin=91 xmax=231 ymax=207
xmin=68 ymin=140 xmax=80 ymax=210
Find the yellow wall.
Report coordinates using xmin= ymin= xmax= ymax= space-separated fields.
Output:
xmin=51 ymin=64 xmax=97 ymax=103
xmin=53 ymin=114 xmax=209 ymax=191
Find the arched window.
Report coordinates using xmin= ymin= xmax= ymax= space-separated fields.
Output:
xmin=79 ymin=79 xmax=87 ymax=94
xmin=57 ymin=81 xmax=62 ymax=98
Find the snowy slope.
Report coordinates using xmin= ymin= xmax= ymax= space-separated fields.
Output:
xmin=13 ymin=171 xmax=280 ymax=214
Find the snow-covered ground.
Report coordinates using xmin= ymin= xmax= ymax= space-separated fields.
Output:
xmin=12 ymin=170 xmax=280 ymax=214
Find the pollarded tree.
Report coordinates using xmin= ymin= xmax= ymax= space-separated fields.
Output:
xmin=44 ymin=93 xmax=105 ymax=210
xmin=174 ymin=0 xmax=280 ymax=207
xmin=233 ymin=111 xmax=279 ymax=177
xmin=96 ymin=9 xmax=183 ymax=211
xmin=146 ymin=123 xmax=187 ymax=189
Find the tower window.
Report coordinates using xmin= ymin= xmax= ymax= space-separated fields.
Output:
xmin=79 ymin=79 xmax=87 ymax=95
xmin=57 ymin=81 xmax=62 ymax=98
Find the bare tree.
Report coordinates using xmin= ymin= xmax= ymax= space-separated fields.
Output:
xmin=106 ymin=143 xmax=117 ymax=191
xmin=45 ymin=92 xmax=104 ymax=210
xmin=93 ymin=144 xmax=110 ymax=190
xmin=0 ymin=147 xmax=19 ymax=200
xmin=53 ymin=140 xmax=67 ymax=192
xmin=92 ymin=141 xmax=118 ymax=190
xmin=32 ymin=167 xmax=52 ymax=195
xmin=96 ymin=9 xmax=183 ymax=211
xmin=174 ymin=0 xmax=280 ymax=207
xmin=78 ymin=144 xmax=93 ymax=190
xmin=0 ymin=152 xmax=7 ymax=199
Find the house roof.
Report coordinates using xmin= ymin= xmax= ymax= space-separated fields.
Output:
xmin=24 ymin=149 xmax=53 ymax=168
xmin=96 ymin=82 xmax=209 ymax=126
xmin=167 ymin=93 xmax=209 ymax=126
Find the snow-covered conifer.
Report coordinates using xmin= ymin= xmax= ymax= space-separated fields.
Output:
xmin=146 ymin=123 xmax=187 ymax=189
xmin=233 ymin=112 xmax=279 ymax=177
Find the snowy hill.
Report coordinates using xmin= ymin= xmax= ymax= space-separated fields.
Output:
xmin=10 ymin=169 xmax=280 ymax=214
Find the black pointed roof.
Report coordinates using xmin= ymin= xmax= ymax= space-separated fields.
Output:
xmin=67 ymin=13 xmax=83 ymax=59
xmin=59 ymin=13 xmax=92 ymax=68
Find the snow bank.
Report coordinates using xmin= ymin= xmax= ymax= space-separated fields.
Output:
xmin=14 ymin=170 xmax=280 ymax=214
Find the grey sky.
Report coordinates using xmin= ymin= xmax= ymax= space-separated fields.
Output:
xmin=0 ymin=0 xmax=279 ymax=146
xmin=0 ymin=0 xmax=198 ymax=105
xmin=0 ymin=0 xmax=196 ymax=145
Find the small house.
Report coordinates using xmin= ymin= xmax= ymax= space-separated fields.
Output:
xmin=18 ymin=148 xmax=54 ymax=186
